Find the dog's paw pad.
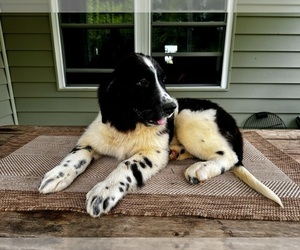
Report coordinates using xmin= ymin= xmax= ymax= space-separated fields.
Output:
xmin=187 ymin=175 xmax=200 ymax=185
xmin=169 ymin=149 xmax=179 ymax=161
xmin=169 ymin=145 xmax=193 ymax=161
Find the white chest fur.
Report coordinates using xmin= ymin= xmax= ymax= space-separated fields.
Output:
xmin=78 ymin=113 xmax=169 ymax=160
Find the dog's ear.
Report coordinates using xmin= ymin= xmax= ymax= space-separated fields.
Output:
xmin=98 ymin=78 xmax=138 ymax=132
xmin=97 ymin=53 xmax=148 ymax=131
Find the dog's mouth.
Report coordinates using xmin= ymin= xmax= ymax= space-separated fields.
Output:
xmin=146 ymin=117 xmax=168 ymax=126
xmin=134 ymin=108 xmax=173 ymax=126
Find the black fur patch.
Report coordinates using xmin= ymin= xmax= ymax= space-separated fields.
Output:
xmin=143 ymin=157 xmax=152 ymax=168
xmin=221 ymin=167 xmax=225 ymax=175
xmin=70 ymin=145 xmax=93 ymax=154
xmin=188 ymin=176 xmax=200 ymax=185
xmin=70 ymin=147 xmax=79 ymax=154
xmin=103 ymin=197 xmax=110 ymax=210
xmin=84 ymin=146 xmax=93 ymax=152
xmin=235 ymin=162 xmax=243 ymax=167
xmin=74 ymin=160 xmax=87 ymax=169
xmin=92 ymin=197 xmax=102 ymax=215
xmin=216 ymin=151 xmax=224 ymax=155
xmin=139 ymin=162 xmax=146 ymax=169
xmin=126 ymin=176 xmax=132 ymax=183
xmin=130 ymin=163 xmax=143 ymax=187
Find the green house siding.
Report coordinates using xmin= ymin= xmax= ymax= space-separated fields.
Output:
xmin=1 ymin=14 xmax=98 ymax=126
xmin=1 ymin=13 xmax=300 ymax=128
xmin=229 ymin=15 xmax=300 ymax=128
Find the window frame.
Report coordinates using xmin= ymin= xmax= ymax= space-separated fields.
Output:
xmin=51 ymin=0 xmax=235 ymax=91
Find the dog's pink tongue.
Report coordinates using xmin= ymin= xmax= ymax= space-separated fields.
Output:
xmin=157 ymin=118 xmax=167 ymax=125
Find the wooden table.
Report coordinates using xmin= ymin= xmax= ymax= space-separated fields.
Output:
xmin=0 ymin=126 xmax=300 ymax=239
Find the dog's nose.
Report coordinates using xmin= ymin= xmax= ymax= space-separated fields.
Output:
xmin=162 ymin=102 xmax=177 ymax=116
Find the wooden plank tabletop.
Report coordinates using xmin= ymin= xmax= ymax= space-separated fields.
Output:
xmin=0 ymin=126 xmax=300 ymax=239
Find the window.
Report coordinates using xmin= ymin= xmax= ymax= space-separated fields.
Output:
xmin=52 ymin=0 xmax=234 ymax=90
xmin=152 ymin=13 xmax=227 ymax=88
xmin=60 ymin=13 xmax=134 ymax=87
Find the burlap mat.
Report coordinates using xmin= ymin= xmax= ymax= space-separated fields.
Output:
xmin=0 ymin=130 xmax=299 ymax=221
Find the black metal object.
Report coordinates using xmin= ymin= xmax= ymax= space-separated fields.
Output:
xmin=296 ymin=116 xmax=300 ymax=129
xmin=243 ymin=112 xmax=286 ymax=129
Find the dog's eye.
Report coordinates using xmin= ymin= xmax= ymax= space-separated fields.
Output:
xmin=137 ymin=79 xmax=149 ymax=87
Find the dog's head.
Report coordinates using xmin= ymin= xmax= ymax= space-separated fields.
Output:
xmin=98 ymin=53 xmax=177 ymax=132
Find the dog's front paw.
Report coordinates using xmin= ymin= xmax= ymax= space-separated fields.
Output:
xmin=86 ymin=181 xmax=129 ymax=217
xmin=39 ymin=165 xmax=76 ymax=194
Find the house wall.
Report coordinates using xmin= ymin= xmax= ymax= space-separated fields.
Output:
xmin=1 ymin=14 xmax=97 ymax=126
xmin=1 ymin=11 xmax=300 ymax=128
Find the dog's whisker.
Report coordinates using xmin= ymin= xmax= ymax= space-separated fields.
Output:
xmin=134 ymin=108 xmax=155 ymax=120
xmin=133 ymin=108 xmax=144 ymax=119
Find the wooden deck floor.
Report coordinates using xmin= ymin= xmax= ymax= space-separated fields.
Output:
xmin=0 ymin=126 xmax=299 ymax=240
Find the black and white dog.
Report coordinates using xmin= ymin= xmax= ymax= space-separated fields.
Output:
xmin=39 ymin=53 xmax=283 ymax=217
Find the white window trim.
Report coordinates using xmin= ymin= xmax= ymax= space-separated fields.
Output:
xmin=221 ymin=0 xmax=235 ymax=91
xmin=51 ymin=0 xmax=235 ymax=92
xmin=0 ymin=20 xmax=19 ymax=124
xmin=134 ymin=0 xmax=151 ymax=55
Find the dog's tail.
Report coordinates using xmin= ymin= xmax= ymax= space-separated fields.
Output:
xmin=232 ymin=165 xmax=284 ymax=208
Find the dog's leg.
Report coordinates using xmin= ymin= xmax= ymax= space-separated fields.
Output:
xmin=181 ymin=133 xmax=239 ymax=183
xmin=39 ymin=144 xmax=99 ymax=194
xmin=86 ymin=150 xmax=169 ymax=217
xmin=174 ymin=109 xmax=239 ymax=183
xmin=184 ymin=156 xmax=236 ymax=184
